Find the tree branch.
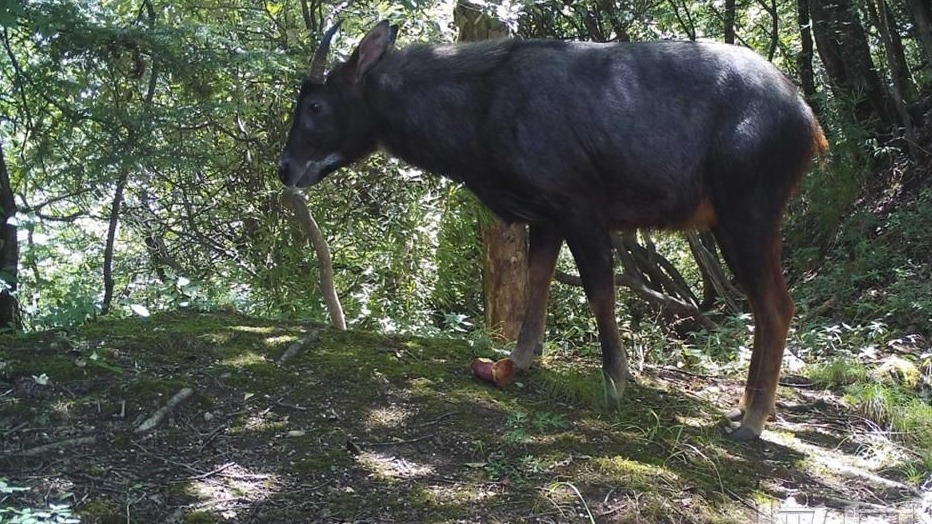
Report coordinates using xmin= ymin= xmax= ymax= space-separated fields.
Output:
xmin=553 ymin=269 xmax=717 ymax=331
xmin=283 ymin=188 xmax=346 ymax=330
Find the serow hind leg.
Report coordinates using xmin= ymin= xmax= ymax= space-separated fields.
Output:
xmin=564 ymin=226 xmax=631 ymax=406
xmin=715 ymin=226 xmax=793 ymax=441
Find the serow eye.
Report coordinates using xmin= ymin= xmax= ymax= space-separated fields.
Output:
xmin=308 ymin=101 xmax=322 ymax=114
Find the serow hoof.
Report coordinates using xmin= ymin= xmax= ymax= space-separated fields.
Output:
xmin=601 ymin=371 xmax=627 ymax=410
xmin=725 ymin=408 xmax=744 ymax=422
xmin=727 ymin=425 xmax=761 ymax=442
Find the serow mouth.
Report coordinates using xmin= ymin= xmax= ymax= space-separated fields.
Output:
xmin=293 ymin=154 xmax=344 ymax=188
xmin=280 ymin=153 xmax=344 ymax=188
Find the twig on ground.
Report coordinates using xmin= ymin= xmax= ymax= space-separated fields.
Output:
xmin=21 ymin=436 xmax=97 ymax=457
xmin=197 ymin=424 xmax=228 ymax=452
xmin=3 ymin=421 xmax=28 ymax=437
xmin=419 ymin=411 xmax=458 ymax=427
xmin=278 ymin=331 xmax=320 ymax=365
xmin=555 ymin=481 xmax=596 ymax=524
xmin=298 ymin=481 xmax=331 ymax=492
xmin=186 ymin=462 xmax=235 ymax=481
xmin=134 ymin=387 xmax=194 ymax=434
xmin=275 ymin=400 xmax=308 ymax=411
xmin=363 ymin=434 xmax=435 ymax=447
xmin=133 ymin=441 xmax=204 ymax=476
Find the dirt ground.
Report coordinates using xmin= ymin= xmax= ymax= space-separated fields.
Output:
xmin=1 ymin=311 xmax=929 ymax=523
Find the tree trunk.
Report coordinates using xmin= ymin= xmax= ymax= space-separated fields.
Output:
xmin=686 ymin=231 xmax=743 ymax=314
xmin=103 ymin=4 xmax=158 ymax=315
xmin=877 ymin=0 xmax=914 ymax=103
xmin=908 ymin=0 xmax=932 ymax=75
xmin=101 ymin=171 xmax=128 ymax=315
xmin=669 ymin=0 xmax=697 ymax=40
xmin=479 ymin=219 xmax=528 ymax=340
xmin=0 ymin=139 xmax=20 ymax=330
xmin=283 ymin=189 xmax=346 ymax=330
xmin=611 ymin=231 xmax=716 ymax=333
xmin=870 ymin=0 xmax=920 ymax=163
xmin=723 ymin=0 xmax=736 ymax=44
xmin=759 ymin=0 xmax=779 ymax=61
xmin=796 ymin=0 xmax=818 ymax=105
xmin=455 ymin=0 xmax=528 ymax=341
xmin=809 ymin=0 xmax=895 ymax=131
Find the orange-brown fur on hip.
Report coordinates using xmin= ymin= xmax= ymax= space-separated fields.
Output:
xmin=682 ymin=198 xmax=718 ymax=229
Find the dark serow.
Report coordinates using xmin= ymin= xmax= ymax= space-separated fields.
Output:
xmin=279 ymin=21 xmax=829 ymax=441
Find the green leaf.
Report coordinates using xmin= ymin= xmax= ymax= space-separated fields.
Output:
xmin=0 ymin=0 xmax=23 ymax=27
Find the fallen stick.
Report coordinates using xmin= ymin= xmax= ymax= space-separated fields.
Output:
xmin=278 ymin=331 xmax=320 ymax=365
xmin=21 ymin=436 xmax=97 ymax=457
xmin=135 ymin=387 xmax=194 ymax=434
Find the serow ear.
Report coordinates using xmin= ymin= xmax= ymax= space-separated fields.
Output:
xmin=354 ymin=20 xmax=396 ymax=81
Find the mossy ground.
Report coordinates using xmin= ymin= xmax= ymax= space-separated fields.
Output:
xmin=0 ymin=311 xmax=928 ymax=522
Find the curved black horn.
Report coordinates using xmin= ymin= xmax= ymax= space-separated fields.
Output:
xmin=308 ymin=20 xmax=342 ymax=81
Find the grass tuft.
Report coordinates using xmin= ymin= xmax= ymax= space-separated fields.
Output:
xmin=807 ymin=357 xmax=869 ymax=389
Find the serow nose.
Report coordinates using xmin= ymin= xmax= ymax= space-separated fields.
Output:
xmin=277 ymin=160 xmax=290 ymax=185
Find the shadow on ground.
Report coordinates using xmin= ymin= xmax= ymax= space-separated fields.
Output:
xmin=0 ymin=311 xmax=927 ymax=523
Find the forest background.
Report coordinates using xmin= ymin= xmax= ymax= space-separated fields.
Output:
xmin=1 ymin=0 xmax=932 ymax=487
xmin=3 ymin=0 xmax=932 ymax=520
xmin=2 ymin=0 xmax=932 ymax=337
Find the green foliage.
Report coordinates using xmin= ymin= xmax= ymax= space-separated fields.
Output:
xmin=481 ymin=452 xmax=548 ymax=483
xmin=892 ymin=399 xmax=932 ymax=447
xmin=503 ymin=410 xmax=570 ymax=445
xmin=431 ymin=186 xmax=483 ymax=327
xmin=785 ymin=92 xmax=884 ymax=264
xmin=0 ymin=479 xmax=29 ymax=494
xmin=803 ymin=347 xmax=932 ymax=462
xmin=0 ymin=480 xmax=78 ymax=524
xmin=807 ymin=357 xmax=870 ymax=388
xmin=794 ymin=188 xmax=932 ymax=336
xmin=845 ymin=382 xmax=905 ymax=425
xmin=0 ymin=0 xmax=469 ymax=333
xmin=899 ymin=451 xmax=932 ymax=485
xmin=0 ymin=0 xmax=22 ymax=26
xmin=300 ymin=162 xmax=452 ymax=333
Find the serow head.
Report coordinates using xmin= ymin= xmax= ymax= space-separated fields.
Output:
xmin=278 ymin=20 xmax=398 ymax=188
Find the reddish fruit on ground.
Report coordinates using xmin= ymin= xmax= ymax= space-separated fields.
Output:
xmin=471 ymin=357 xmax=516 ymax=387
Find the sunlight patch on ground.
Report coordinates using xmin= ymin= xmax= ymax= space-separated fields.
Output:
xmin=675 ymin=414 xmax=711 ymax=428
xmin=767 ymin=425 xmax=905 ymax=472
xmin=848 ymin=431 xmax=905 ymax=470
xmin=236 ymin=412 xmax=286 ymax=432
xmin=51 ymin=400 xmax=76 ymax=419
xmin=422 ymin=482 xmax=501 ymax=505
xmin=358 ymin=451 xmax=435 ymax=480
xmin=364 ymin=405 xmax=412 ymax=429
xmin=219 ymin=351 xmax=269 ymax=368
xmin=200 ymin=331 xmax=233 ymax=345
xmin=230 ymin=325 xmax=278 ymax=335
xmin=262 ymin=335 xmax=299 ymax=347
xmin=593 ymin=456 xmax=666 ymax=480
xmin=186 ymin=463 xmax=281 ymax=520
xmin=762 ymin=424 xmax=930 ymax=522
